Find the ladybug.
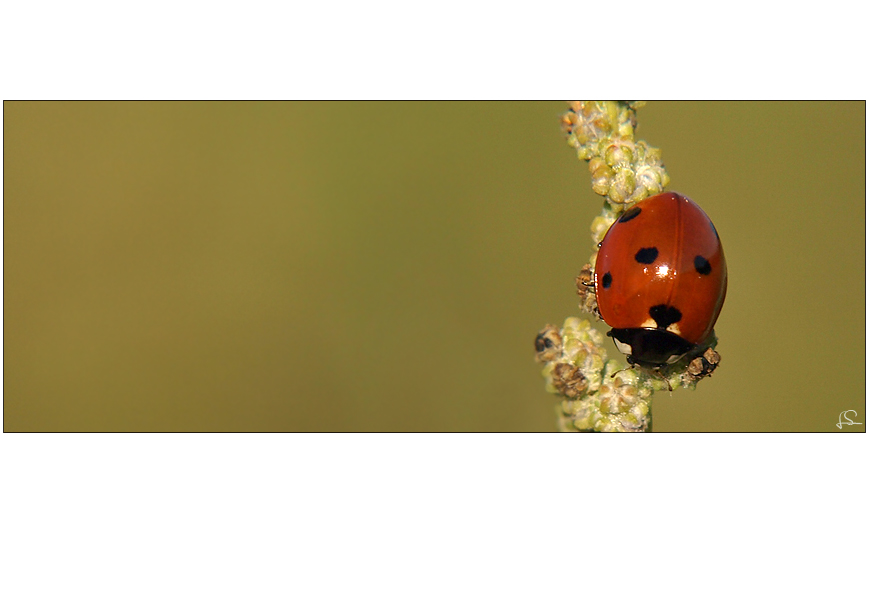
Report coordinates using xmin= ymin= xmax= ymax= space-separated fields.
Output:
xmin=594 ymin=192 xmax=727 ymax=368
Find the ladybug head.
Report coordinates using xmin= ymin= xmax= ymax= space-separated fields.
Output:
xmin=608 ymin=327 xmax=695 ymax=368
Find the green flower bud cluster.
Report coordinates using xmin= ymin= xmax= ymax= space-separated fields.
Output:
xmin=562 ymin=101 xmax=640 ymax=160
xmin=537 ymin=318 xmax=655 ymax=432
xmin=562 ymin=101 xmax=670 ymax=217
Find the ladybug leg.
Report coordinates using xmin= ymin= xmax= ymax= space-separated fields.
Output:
xmin=610 ymin=363 xmax=636 ymax=380
xmin=652 ymin=367 xmax=673 ymax=392
xmin=611 ymin=364 xmax=674 ymax=391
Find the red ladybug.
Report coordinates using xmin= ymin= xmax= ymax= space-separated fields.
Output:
xmin=594 ymin=192 xmax=727 ymax=368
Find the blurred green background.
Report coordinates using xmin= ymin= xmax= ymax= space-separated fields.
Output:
xmin=3 ymin=101 xmax=865 ymax=431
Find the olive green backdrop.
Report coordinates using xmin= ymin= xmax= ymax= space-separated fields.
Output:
xmin=4 ymin=101 xmax=865 ymax=431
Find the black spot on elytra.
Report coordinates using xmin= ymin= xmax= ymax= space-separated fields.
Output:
xmin=635 ymin=247 xmax=658 ymax=264
xmin=694 ymin=255 xmax=712 ymax=275
xmin=601 ymin=272 xmax=612 ymax=289
xmin=618 ymin=206 xmax=642 ymax=223
xmin=649 ymin=304 xmax=682 ymax=329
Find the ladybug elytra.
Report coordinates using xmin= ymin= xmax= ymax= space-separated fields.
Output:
xmin=594 ymin=192 xmax=727 ymax=368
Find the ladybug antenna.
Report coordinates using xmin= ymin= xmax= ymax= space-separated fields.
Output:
xmin=651 ymin=367 xmax=674 ymax=392
xmin=610 ymin=365 xmax=634 ymax=379
xmin=611 ymin=363 xmax=674 ymax=392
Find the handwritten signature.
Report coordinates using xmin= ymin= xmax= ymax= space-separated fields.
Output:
xmin=836 ymin=410 xmax=863 ymax=430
